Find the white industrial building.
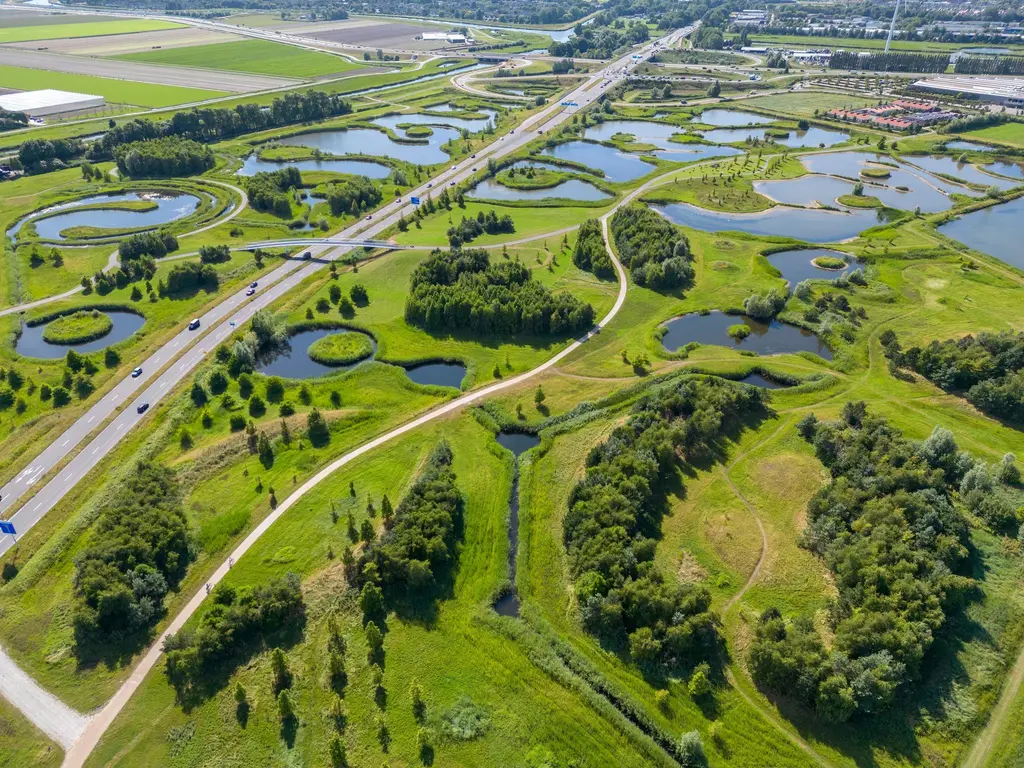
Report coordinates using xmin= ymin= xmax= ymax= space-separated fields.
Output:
xmin=420 ymin=32 xmax=470 ymax=44
xmin=0 ymin=89 xmax=105 ymax=117
xmin=913 ymin=76 xmax=1024 ymax=108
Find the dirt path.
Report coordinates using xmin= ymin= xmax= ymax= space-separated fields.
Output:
xmin=961 ymin=637 xmax=1024 ymax=768
xmin=721 ymin=468 xmax=768 ymax=612
xmin=0 ymin=644 xmax=89 ymax=751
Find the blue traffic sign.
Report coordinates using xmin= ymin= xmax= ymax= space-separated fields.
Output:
xmin=0 ymin=521 xmax=15 ymax=535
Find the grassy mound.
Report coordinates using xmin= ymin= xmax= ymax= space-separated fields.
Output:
xmin=727 ymin=323 xmax=751 ymax=339
xmin=403 ymin=125 xmax=434 ymax=138
xmin=838 ymin=193 xmax=882 ymax=208
xmin=812 ymin=255 xmax=848 ymax=270
xmin=307 ymin=331 xmax=374 ymax=365
xmin=860 ymin=167 xmax=892 ymax=179
xmin=41 ymin=309 xmax=113 ymax=344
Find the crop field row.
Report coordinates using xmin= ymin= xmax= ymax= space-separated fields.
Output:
xmin=0 ymin=19 xmax=182 ymax=45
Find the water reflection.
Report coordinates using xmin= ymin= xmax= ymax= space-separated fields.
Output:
xmin=238 ymin=154 xmax=392 ymax=178
xmin=10 ymin=191 xmax=200 ymax=241
xmin=403 ymin=362 xmax=466 ymax=388
xmin=661 ymin=310 xmax=832 ymax=359
xmin=654 ymin=201 xmax=881 ymax=242
xmin=16 ymin=310 xmax=145 ymax=358
xmin=542 ymin=141 xmax=655 ymax=181
xmin=255 ymin=328 xmax=376 ymax=378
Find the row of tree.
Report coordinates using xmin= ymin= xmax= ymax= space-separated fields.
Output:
xmin=882 ymin=330 xmax=1024 ymax=424
xmin=609 ymin=204 xmax=694 ymax=289
xmin=828 ymin=51 xmax=950 ymax=73
xmin=119 ymin=231 xmax=179 ymax=261
xmin=404 ymin=248 xmax=594 ymax=337
xmin=750 ymin=405 xmax=983 ymax=723
xmin=73 ymin=463 xmax=191 ymax=654
xmin=954 ymin=54 xmax=1024 ymax=75
xmin=113 ymin=137 xmax=215 ymax=178
xmin=567 ymin=377 xmax=768 ymax=669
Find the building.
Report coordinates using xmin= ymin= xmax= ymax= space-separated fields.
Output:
xmin=0 ymin=89 xmax=104 ymax=118
xmin=420 ymin=32 xmax=470 ymax=44
xmin=913 ymin=76 xmax=1024 ymax=107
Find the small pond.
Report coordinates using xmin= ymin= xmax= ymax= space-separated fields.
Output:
xmin=469 ymin=176 xmax=610 ymax=201
xmin=661 ymin=310 xmax=832 ymax=360
xmin=10 ymin=191 xmax=200 ymax=241
xmin=944 ymin=140 xmax=995 ymax=153
xmin=766 ymin=248 xmax=853 ymax=284
xmin=238 ymin=154 xmax=392 ymax=179
xmin=404 ymin=362 xmax=466 ymax=388
xmin=653 ymin=201 xmax=881 ymax=243
xmin=542 ymin=141 xmax=655 ymax=182
xmin=693 ymin=109 xmax=776 ymax=127
xmin=16 ymin=310 xmax=145 ymax=358
xmin=373 ymin=109 xmax=498 ymax=135
xmin=583 ymin=120 xmax=745 ymax=159
xmin=494 ymin=430 xmax=540 ymax=618
xmin=700 ymin=125 xmax=850 ymax=148
xmin=255 ymin=328 xmax=377 ymax=378
xmin=960 ymin=47 xmax=1011 ymax=55
xmin=908 ymin=155 xmax=1019 ymax=190
xmin=938 ymin=196 xmax=1024 ymax=270
xmin=983 ymin=159 xmax=1024 ymax=180
xmin=276 ymin=126 xmax=458 ymax=165
xmin=738 ymin=372 xmax=791 ymax=389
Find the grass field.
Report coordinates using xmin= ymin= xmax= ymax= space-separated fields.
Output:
xmin=117 ymin=38 xmax=362 ymax=78
xmin=0 ymin=64 xmax=227 ymax=108
xmin=0 ymin=19 xmax=182 ymax=45
xmin=958 ymin=122 xmax=1024 ymax=149
xmin=741 ymin=91 xmax=881 ymax=117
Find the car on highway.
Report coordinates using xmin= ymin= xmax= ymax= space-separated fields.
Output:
xmin=471 ymin=154 xmax=477 ymax=158
xmin=250 ymin=281 xmax=258 ymax=288
xmin=303 ymin=251 xmax=312 ymax=260
xmin=246 ymin=287 xmax=256 ymax=296
xmin=449 ymin=181 xmax=456 ymax=186
xmin=188 ymin=318 xmax=200 ymax=330
xmin=365 ymin=215 xmax=372 ymax=220
xmin=137 ymin=402 xmax=150 ymax=415
xmin=427 ymin=182 xmax=433 ymax=187
xmin=131 ymin=367 xmax=143 ymax=378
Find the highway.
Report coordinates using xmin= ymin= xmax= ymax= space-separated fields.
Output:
xmin=0 ymin=26 xmax=692 ymax=562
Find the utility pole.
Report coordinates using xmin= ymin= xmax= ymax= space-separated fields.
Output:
xmin=884 ymin=0 xmax=901 ymax=55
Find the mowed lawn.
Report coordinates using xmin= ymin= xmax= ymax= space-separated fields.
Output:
xmin=961 ymin=121 xmax=1024 ymax=149
xmin=0 ymin=65 xmax=227 ymax=108
xmin=0 ymin=19 xmax=181 ymax=44
xmin=741 ymin=91 xmax=880 ymax=117
xmin=118 ymin=39 xmax=362 ymax=78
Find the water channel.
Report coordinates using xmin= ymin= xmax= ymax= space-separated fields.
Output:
xmin=700 ymin=125 xmax=850 ymax=148
xmin=938 ymin=196 xmax=1024 ymax=270
xmin=494 ymin=430 xmax=541 ymax=618
xmin=10 ymin=191 xmax=201 ymax=241
xmin=661 ymin=310 xmax=832 ymax=359
xmin=238 ymin=154 xmax=392 ymax=178
xmin=276 ymin=126 xmax=459 ymax=165
xmin=16 ymin=310 xmax=145 ymax=358
xmin=653 ymin=201 xmax=881 ymax=242
xmin=469 ymin=176 xmax=609 ymax=201
xmin=908 ymin=155 xmax=1019 ymax=190
xmin=542 ymin=141 xmax=656 ymax=181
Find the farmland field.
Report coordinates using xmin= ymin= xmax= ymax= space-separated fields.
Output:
xmin=117 ymin=39 xmax=363 ymax=79
xmin=0 ymin=64 xmax=228 ymax=108
xmin=0 ymin=19 xmax=182 ymax=45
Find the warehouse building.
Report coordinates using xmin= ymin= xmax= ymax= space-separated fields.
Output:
xmin=0 ymin=89 xmax=105 ymax=118
xmin=913 ymin=76 xmax=1024 ymax=108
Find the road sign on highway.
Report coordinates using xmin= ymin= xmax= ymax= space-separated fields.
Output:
xmin=0 ymin=521 xmax=15 ymax=535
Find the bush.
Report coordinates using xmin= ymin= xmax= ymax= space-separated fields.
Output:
xmin=113 ymin=136 xmax=214 ymax=177
xmin=120 ymin=231 xmax=179 ymax=261
xmin=677 ymin=731 xmax=708 ymax=767
xmin=199 ymin=245 xmax=230 ymax=264
xmin=742 ymin=288 xmax=787 ymax=320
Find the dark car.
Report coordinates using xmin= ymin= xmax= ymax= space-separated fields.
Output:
xmin=131 ymin=367 xmax=143 ymax=378
xmin=137 ymin=402 xmax=150 ymax=414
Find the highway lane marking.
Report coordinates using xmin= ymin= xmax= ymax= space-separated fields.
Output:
xmin=61 ymin=440 xmax=69 ymax=447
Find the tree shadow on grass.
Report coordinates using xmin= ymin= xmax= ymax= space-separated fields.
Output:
xmin=280 ymin=714 xmax=298 ymax=748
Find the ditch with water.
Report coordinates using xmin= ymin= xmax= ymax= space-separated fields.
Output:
xmin=16 ymin=310 xmax=145 ymax=358
xmin=494 ymin=430 xmax=541 ymax=617
xmin=661 ymin=310 xmax=832 ymax=359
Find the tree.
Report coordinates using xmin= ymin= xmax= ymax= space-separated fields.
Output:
xmin=706 ymin=80 xmax=721 ymax=98
xmin=534 ymin=385 xmax=545 ymax=406
xmin=678 ymin=731 xmax=708 ymax=767
xmin=277 ymin=689 xmax=294 ymax=721
xmin=307 ymin=407 xmax=329 ymax=445
xmin=365 ymin=621 xmax=383 ymax=662
xmin=410 ymin=678 xmax=426 ymax=721
xmin=190 ymin=381 xmax=207 ymax=406
xmin=360 ymin=582 xmax=384 ymax=617
xmin=329 ymin=735 xmax=347 ymax=767
xmin=688 ymin=662 xmax=711 ymax=697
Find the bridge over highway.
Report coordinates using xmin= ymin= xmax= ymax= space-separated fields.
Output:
xmin=243 ymin=238 xmax=412 ymax=250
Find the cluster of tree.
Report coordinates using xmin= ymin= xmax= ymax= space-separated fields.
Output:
xmin=939 ymin=112 xmax=1007 ymax=135
xmin=163 ymin=573 xmax=305 ymax=699
xmin=743 ymin=288 xmax=788 ymax=320
xmin=228 ymin=309 xmax=288 ymax=374
xmin=548 ymin=19 xmax=650 ymax=59
xmin=354 ymin=441 xmax=462 ymax=602
xmin=404 ymin=248 xmax=594 ymax=336
xmin=91 ymin=91 xmax=352 ymax=158
xmin=199 ymin=244 xmax=231 ymax=264
xmin=326 ymin=176 xmax=383 ymax=217
xmin=551 ymin=58 xmax=575 ymax=74
xmin=750 ymin=405 xmax=982 ymax=723
xmin=609 ymin=204 xmax=694 ymax=289
xmin=112 ymin=136 xmax=215 ymax=178
xmin=163 ymin=261 xmax=218 ymax=295
xmin=881 ymin=330 xmax=1024 ymax=424
xmin=828 ymin=51 xmax=949 ymax=73
xmin=446 ymin=209 xmax=515 ymax=247
xmin=18 ymin=138 xmax=84 ymax=174
xmin=0 ymin=108 xmax=28 ymax=133
xmin=764 ymin=52 xmax=790 ymax=71
xmin=568 ymin=377 xmax=769 ymax=668
xmin=954 ymin=54 xmax=1024 ymax=75
xmin=119 ymin=231 xmax=179 ymax=261
xmin=572 ymin=218 xmax=614 ymax=278
xmin=692 ymin=24 xmax=725 ymax=50
xmin=246 ymin=167 xmax=303 ymax=217
xmin=73 ymin=463 xmax=190 ymax=651
xmin=90 ymin=257 xmax=156 ymax=295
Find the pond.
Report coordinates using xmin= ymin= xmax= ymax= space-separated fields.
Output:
xmin=10 ymin=191 xmax=201 ymax=241
xmin=693 ymin=109 xmax=776 ymax=127
xmin=765 ymin=248 xmax=853 ymax=284
xmin=699 ymin=125 xmax=850 ymax=149
xmin=738 ymin=372 xmax=791 ymax=389
xmin=16 ymin=310 xmax=145 ymax=358
xmin=581 ymin=120 xmax=743 ymax=160
xmin=983 ymin=159 xmax=1024 ymax=180
xmin=653 ymin=201 xmax=881 ymax=242
xmin=238 ymin=154 xmax=392 ymax=179
xmin=469 ymin=176 xmax=610 ymax=201
xmin=542 ymin=141 xmax=656 ymax=182
xmin=754 ymin=172 xmax=951 ymax=212
xmin=494 ymin=430 xmax=540 ymax=618
xmin=907 ymin=155 xmax=1019 ymax=190
xmin=960 ymin=47 xmax=1011 ymax=55
xmin=944 ymin=140 xmax=995 ymax=153
xmin=403 ymin=362 xmax=466 ymax=388
xmin=661 ymin=310 xmax=832 ymax=359
xmin=938 ymin=196 xmax=1024 ymax=270
xmin=373 ymin=108 xmax=498 ymax=135
xmin=255 ymin=328 xmax=377 ymax=378
xmin=276 ymin=126 xmax=458 ymax=165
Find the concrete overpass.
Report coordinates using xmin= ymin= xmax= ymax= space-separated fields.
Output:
xmin=244 ymin=238 xmax=411 ymax=251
